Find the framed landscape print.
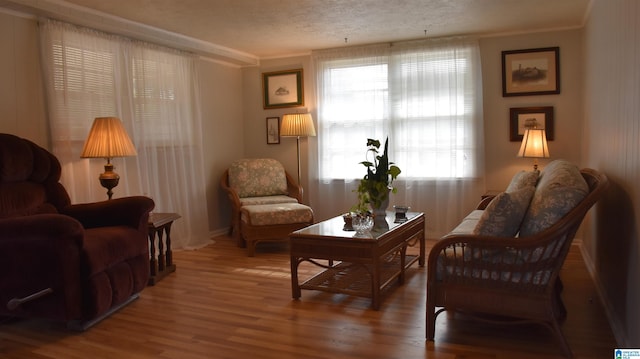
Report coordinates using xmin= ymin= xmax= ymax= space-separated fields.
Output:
xmin=509 ymin=106 xmax=554 ymax=141
xmin=262 ymin=69 xmax=304 ymax=109
xmin=502 ymin=47 xmax=560 ymax=97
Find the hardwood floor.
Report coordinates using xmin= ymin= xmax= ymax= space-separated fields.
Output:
xmin=0 ymin=236 xmax=618 ymax=358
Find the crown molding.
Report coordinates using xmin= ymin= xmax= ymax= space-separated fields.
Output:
xmin=0 ymin=0 xmax=259 ymax=67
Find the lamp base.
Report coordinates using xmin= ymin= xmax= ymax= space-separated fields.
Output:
xmin=99 ymin=163 xmax=120 ymax=200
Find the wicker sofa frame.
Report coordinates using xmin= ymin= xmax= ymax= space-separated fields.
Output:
xmin=426 ymin=168 xmax=608 ymax=357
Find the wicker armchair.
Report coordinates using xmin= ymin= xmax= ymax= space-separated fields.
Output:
xmin=220 ymin=158 xmax=313 ymax=256
xmin=426 ymin=167 xmax=608 ymax=357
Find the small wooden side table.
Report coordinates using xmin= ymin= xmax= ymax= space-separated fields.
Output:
xmin=147 ymin=212 xmax=180 ymax=286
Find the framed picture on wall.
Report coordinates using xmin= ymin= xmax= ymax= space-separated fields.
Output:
xmin=266 ymin=117 xmax=280 ymax=144
xmin=262 ymin=69 xmax=304 ymax=109
xmin=509 ymin=106 xmax=554 ymax=141
xmin=502 ymin=47 xmax=560 ymax=97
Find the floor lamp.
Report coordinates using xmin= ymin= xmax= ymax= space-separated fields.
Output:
xmin=280 ymin=113 xmax=316 ymax=185
xmin=81 ymin=117 xmax=138 ymax=199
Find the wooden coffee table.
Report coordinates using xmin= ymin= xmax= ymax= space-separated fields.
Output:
xmin=290 ymin=211 xmax=425 ymax=310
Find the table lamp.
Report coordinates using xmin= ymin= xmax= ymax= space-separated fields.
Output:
xmin=280 ymin=113 xmax=316 ymax=184
xmin=517 ymin=123 xmax=550 ymax=171
xmin=81 ymin=117 xmax=137 ymax=199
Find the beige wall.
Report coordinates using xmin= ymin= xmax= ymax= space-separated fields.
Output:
xmin=241 ymin=55 xmax=316 ymax=204
xmin=582 ymin=0 xmax=640 ymax=346
xmin=479 ymin=29 xmax=584 ymax=190
xmin=0 ymin=11 xmax=48 ymax=147
xmin=199 ymin=58 xmax=245 ymax=234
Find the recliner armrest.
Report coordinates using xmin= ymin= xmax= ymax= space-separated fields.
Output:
xmin=60 ymin=196 xmax=155 ymax=231
xmin=0 ymin=214 xmax=85 ymax=320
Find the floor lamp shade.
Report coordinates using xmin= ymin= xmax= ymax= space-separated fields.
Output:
xmin=280 ymin=113 xmax=316 ymax=185
xmin=280 ymin=113 xmax=316 ymax=137
xmin=81 ymin=117 xmax=137 ymax=199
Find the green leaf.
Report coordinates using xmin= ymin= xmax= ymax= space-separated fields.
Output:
xmin=366 ymin=139 xmax=381 ymax=149
xmin=389 ymin=165 xmax=401 ymax=180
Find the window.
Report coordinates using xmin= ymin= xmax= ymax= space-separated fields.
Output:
xmin=40 ymin=19 xmax=211 ymax=249
xmin=50 ymin=40 xmax=190 ymax=145
xmin=51 ymin=42 xmax=116 ymax=141
xmin=315 ymin=39 xmax=482 ymax=180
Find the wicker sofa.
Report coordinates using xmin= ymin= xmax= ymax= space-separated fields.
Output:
xmin=221 ymin=158 xmax=314 ymax=256
xmin=426 ymin=159 xmax=608 ymax=357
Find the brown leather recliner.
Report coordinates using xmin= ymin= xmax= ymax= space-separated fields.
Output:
xmin=0 ymin=133 xmax=154 ymax=330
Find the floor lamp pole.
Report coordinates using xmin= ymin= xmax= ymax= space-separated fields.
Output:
xmin=295 ymin=136 xmax=302 ymax=185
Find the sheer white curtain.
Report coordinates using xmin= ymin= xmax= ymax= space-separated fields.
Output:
xmin=39 ymin=19 xmax=211 ymax=249
xmin=311 ymin=37 xmax=485 ymax=238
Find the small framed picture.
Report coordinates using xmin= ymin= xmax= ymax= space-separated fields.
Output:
xmin=502 ymin=47 xmax=560 ymax=97
xmin=266 ymin=117 xmax=280 ymax=144
xmin=509 ymin=106 xmax=554 ymax=142
xmin=262 ymin=69 xmax=304 ymax=109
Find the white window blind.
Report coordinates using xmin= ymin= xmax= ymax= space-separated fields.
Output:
xmin=315 ymin=39 xmax=482 ymax=180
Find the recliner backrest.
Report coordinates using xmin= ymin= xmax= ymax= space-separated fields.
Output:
xmin=0 ymin=133 xmax=71 ymax=218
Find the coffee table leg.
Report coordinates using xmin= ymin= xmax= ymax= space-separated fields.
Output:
xmin=291 ymin=256 xmax=301 ymax=299
xmin=399 ymin=245 xmax=408 ymax=284
xmin=419 ymin=231 xmax=426 ymax=266
xmin=371 ymin=261 xmax=381 ymax=310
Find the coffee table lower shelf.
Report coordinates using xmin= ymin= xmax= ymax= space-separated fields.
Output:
xmin=299 ymin=254 xmax=419 ymax=298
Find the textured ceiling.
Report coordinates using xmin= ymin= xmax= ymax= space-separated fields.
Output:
xmin=2 ymin=0 xmax=590 ymax=62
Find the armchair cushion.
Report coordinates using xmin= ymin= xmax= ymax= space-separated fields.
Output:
xmin=239 ymin=195 xmax=298 ymax=206
xmin=473 ymin=186 xmax=535 ymax=237
xmin=229 ymin=158 xmax=288 ymax=198
xmin=241 ymin=203 xmax=314 ymax=226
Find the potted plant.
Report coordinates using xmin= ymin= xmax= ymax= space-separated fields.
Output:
xmin=353 ymin=137 xmax=401 ymax=228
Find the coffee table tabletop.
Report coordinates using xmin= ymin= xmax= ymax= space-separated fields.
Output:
xmin=289 ymin=211 xmax=425 ymax=310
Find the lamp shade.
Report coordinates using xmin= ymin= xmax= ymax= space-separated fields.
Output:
xmin=280 ymin=113 xmax=316 ymax=137
xmin=517 ymin=128 xmax=550 ymax=158
xmin=81 ymin=117 xmax=137 ymax=159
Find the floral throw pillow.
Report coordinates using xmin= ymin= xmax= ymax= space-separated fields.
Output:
xmin=506 ymin=170 xmax=539 ymax=193
xmin=519 ymin=160 xmax=588 ymax=237
xmin=473 ymin=186 xmax=535 ymax=237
